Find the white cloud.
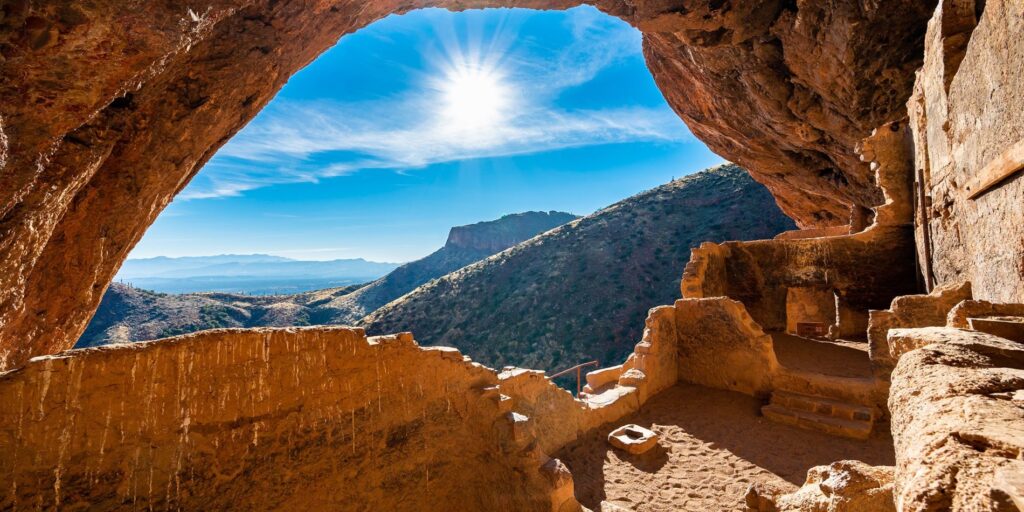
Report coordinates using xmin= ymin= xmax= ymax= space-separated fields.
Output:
xmin=182 ymin=7 xmax=689 ymax=200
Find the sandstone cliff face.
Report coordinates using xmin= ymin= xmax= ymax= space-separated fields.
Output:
xmin=642 ymin=0 xmax=935 ymax=225
xmin=0 ymin=0 xmax=935 ymax=369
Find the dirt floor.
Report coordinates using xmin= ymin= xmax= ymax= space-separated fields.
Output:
xmin=556 ymin=384 xmax=894 ymax=511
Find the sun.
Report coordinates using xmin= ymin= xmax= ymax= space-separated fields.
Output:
xmin=439 ymin=63 xmax=510 ymax=132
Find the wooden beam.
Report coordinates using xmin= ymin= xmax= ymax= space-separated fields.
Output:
xmin=964 ymin=139 xmax=1024 ymax=199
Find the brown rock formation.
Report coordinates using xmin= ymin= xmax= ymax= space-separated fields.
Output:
xmin=746 ymin=461 xmax=896 ymax=512
xmin=745 ymin=460 xmax=897 ymax=512
xmin=0 ymin=0 xmax=936 ymax=369
xmin=888 ymin=326 xmax=1024 ymax=510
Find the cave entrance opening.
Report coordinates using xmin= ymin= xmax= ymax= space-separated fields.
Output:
xmin=76 ymin=6 xmax=722 ymax=383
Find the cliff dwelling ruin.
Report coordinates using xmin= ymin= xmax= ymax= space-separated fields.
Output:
xmin=1 ymin=0 xmax=1023 ymax=510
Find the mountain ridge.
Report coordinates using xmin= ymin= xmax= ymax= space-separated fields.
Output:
xmin=360 ymin=164 xmax=797 ymax=372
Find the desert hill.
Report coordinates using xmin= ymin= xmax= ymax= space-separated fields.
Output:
xmin=360 ymin=164 xmax=796 ymax=372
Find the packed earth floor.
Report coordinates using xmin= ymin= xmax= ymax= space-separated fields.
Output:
xmin=556 ymin=384 xmax=895 ymax=511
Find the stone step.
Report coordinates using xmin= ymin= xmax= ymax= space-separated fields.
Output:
xmin=761 ymin=403 xmax=873 ymax=440
xmin=770 ymin=390 xmax=876 ymax=423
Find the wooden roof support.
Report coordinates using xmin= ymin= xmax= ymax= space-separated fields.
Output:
xmin=964 ymin=139 xmax=1024 ymax=199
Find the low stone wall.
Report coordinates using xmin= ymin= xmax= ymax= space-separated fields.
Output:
xmin=888 ymin=326 xmax=1024 ymax=510
xmin=0 ymin=312 xmax=694 ymax=511
xmin=0 ymin=328 xmax=571 ymax=511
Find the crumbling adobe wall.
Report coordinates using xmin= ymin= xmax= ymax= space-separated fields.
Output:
xmin=673 ymin=297 xmax=778 ymax=397
xmin=0 ymin=327 xmax=570 ymax=511
xmin=0 ymin=1 xmax=936 ymax=370
xmin=681 ymin=227 xmax=919 ymax=334
xmin=909 ymin=0 xmax=1024 ymax=303
xmin=0 ymin=305 xmax=696 ymax=510
xmin=680 ymin=121 xmax=921 ymax=338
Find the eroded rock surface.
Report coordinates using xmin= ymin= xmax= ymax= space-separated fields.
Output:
xmin=909 ymin=0 xmax=1024 ymax=303
xmin=746 ymin=461 xmax=896 ymax=512
xmin=0 ymin=0 xmax=936 ymax=369
xmin=867 ymin=281 xmax=972 ymax=375
xmin=888 ymin=327 xmax=1024 ymax=511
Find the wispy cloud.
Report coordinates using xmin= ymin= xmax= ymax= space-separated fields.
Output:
xmin=182 ymin=7 xmax=688 ymax=200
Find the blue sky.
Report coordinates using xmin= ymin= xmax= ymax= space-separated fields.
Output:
xmin=130 ymin=6 xmax=722 ymax=262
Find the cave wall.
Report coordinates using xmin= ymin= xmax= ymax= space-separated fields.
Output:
xmin=909 ymin=0 xmax=1024 ymax=303
xmin=0 ymin=0 xmax=936 ymax=370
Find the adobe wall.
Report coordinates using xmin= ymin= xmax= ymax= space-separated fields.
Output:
xmin=0 ymin=328 xmax=572 ymax=511
xmin=673 ymin=298 xmax=777 ymax=397
xmin=681 ymin=120 xmax=921 ymax=340
xmin=0 ymin=310 xmax=698 ymax=511
xmin=909 ymin=0 xmax=1024 ymax=303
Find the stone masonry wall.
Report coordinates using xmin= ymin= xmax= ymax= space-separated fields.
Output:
xmin=681 ymin=226 xmax=919 ymax=333
xmin=0 ymin=310 xmax=695 ymax=511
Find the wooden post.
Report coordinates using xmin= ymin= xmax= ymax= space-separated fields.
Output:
xmin=917 ymin=167 xmax=934 ymax=292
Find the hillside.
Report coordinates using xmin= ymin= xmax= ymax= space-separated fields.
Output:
xmin=360 ymin=164 xmax=797 ymax=372
xmin=77 ymin=211 xmax=576 ymax=346
xmin=76 ymin=284 xmax=365 ymax=347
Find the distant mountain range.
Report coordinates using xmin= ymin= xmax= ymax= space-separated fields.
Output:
xmin=80 ymin=165 xmax=796 ymax=376
xmin=115 ymin=254 xmax=401 ymax=294
xmin=79 ymin=211 xmax=577 ymax=346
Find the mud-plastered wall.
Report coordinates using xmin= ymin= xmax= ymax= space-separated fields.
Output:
xmin=0 ymin=328 xmax=556 ymax=511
